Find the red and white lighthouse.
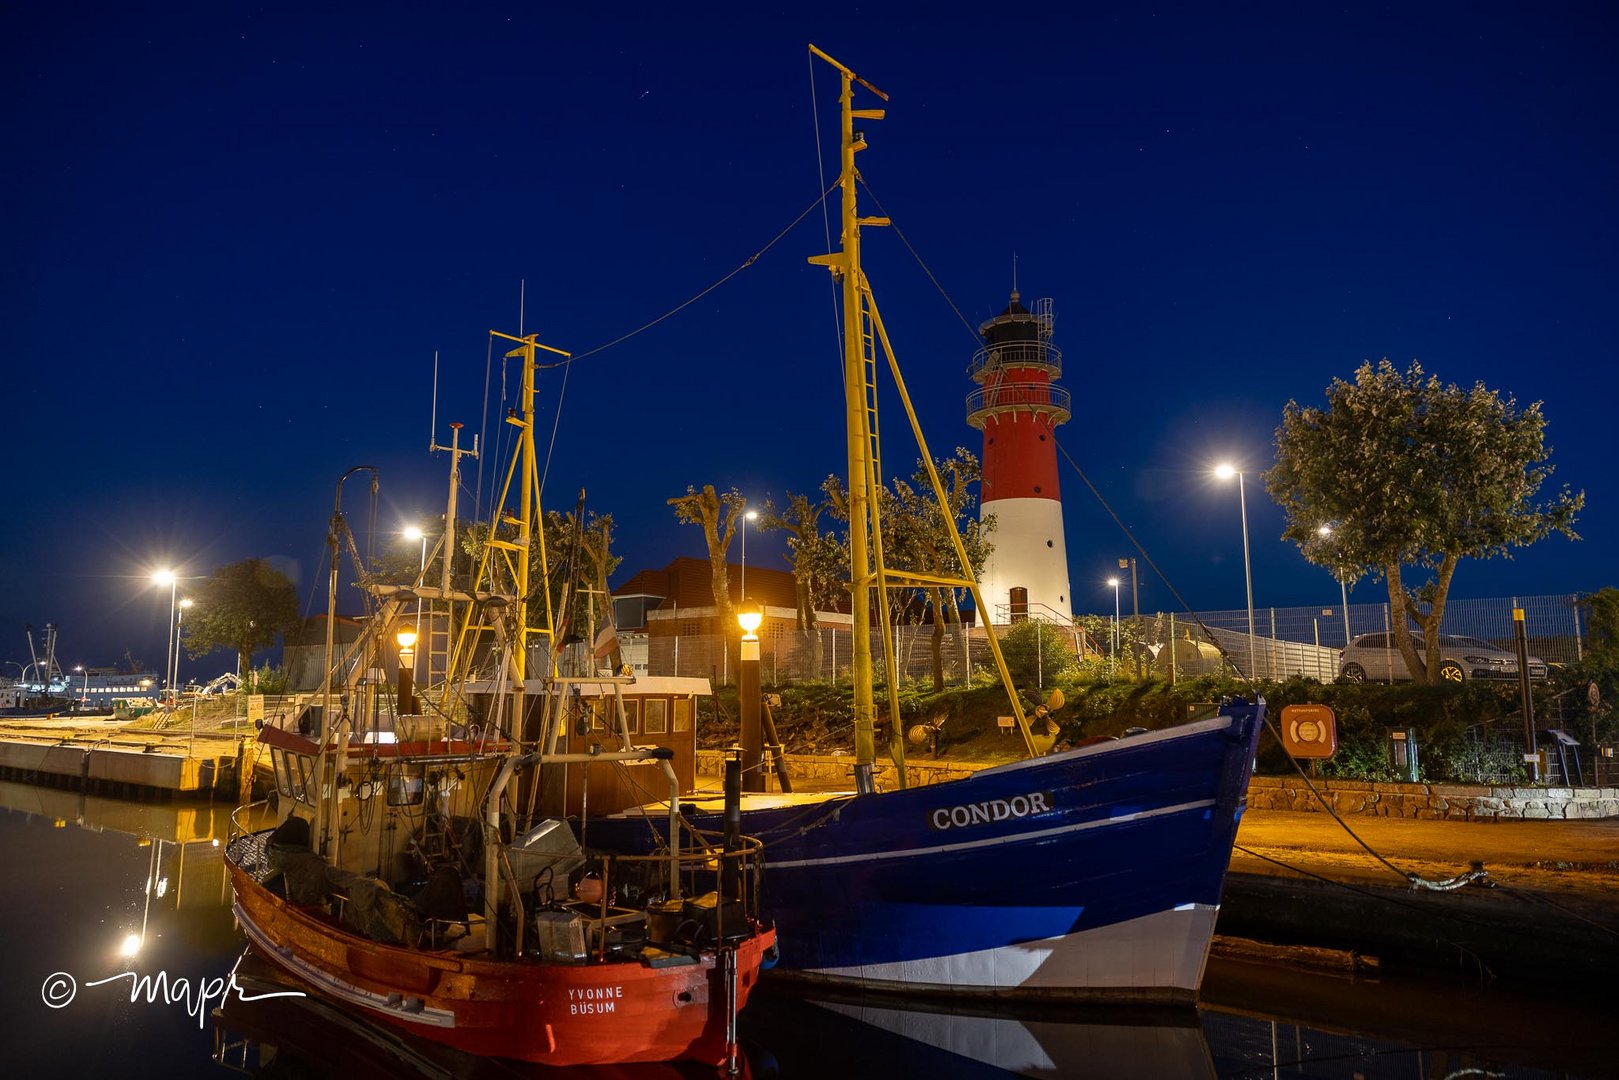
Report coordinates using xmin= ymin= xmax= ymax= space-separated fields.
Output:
xmin=967 ymin=291 xmax=1072 ymax=622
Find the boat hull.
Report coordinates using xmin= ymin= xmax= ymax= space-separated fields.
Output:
xmin=602 ymin=703 xmax=1262 ymax=1003
xmin=226 ymin=835 xmax=774 ymax=1067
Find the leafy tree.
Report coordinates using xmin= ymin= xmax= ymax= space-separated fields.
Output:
xmin=1579 ymin=587 xmax=1619 ymax=663
xmin=183 ymin=558 xmax=301 ymax=676
xmin=757 ymin=491 xmax=846 ymax=678
xmin=997 ymin=619 xmax=1077 ymax=689
xmin=822 ymin=451 xmax=993 ymax=691
xmin=1265 ymin=359 xmax=1582 ymax=685
xmin=668 ymin=485 xmax=749 ymax=671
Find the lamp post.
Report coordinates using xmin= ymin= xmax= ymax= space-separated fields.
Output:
xmin=1118 ymin=557 xmax=1141 ymax=680
xmin=174 ymin=598 xmax=193 ymax=700
xmin=1214 ymin=463 xmax=1257 ymax=680
xmin=1317 ymin=525 xmax=1353 ymax=648
xmin=1106 ymin=577 xmax=1121 ymax=678
xmin=74 ymin=665 xmax=88 ymax=708
xmin=403 ymin=524 xmax=429 ymax=681
xmin=739 ymin=508 xmax=758 ymax=602
xmin=737 ymin=598 xmax=764 ymax=793
xmin=152 ymin=569 xmax=178 ymax=705
xmin=396 ymin=628 xmax=418 ymax=718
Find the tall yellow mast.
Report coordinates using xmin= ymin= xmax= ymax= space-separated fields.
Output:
xmin=809 ymin=47 xmax=1038 ymax=786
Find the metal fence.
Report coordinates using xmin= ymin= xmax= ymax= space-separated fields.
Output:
xmin=637 ymin=594 xmax=1587 ymax=686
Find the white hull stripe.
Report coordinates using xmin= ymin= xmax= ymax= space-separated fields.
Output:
xmin=234 ymin=900 xmax=457 ymax=1028
xmin=766 ymin=798 xmax=1216 ymax=869
xmin=813 ymin=903 xmax=1220 ymax=992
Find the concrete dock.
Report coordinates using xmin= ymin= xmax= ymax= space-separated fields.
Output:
xmin=0 ymin=712 xmax=251 ymax=798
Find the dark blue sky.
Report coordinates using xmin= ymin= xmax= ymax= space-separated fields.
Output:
xmin=5 ymin=3 xmax=1615 ymax=677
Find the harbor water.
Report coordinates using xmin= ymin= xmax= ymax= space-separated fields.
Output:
xmin=3 ymin=782 xmax=1612 ymax=1079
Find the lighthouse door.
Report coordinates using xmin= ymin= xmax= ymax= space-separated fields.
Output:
xmin=1009 ymin=587 xmax=1028 ymax=623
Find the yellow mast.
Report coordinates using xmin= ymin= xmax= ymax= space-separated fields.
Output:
xmin=808 ymin=46 xmax=1038 ymax=781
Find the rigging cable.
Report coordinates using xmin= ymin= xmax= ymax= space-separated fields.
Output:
xmin=808 ymin=47 xmax=843 ymax=371
xmin=546 ymin=184 xmax=837 ymax=368
xmin=1050 ymin=433 xmax=1483 ymax=888
xmin=857 ymin=180 xmax=982 ymax=346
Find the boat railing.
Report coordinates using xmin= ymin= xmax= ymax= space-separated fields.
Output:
xmin=502 ymin=833 xmax=768 ymax=963
xmin=230 ymin=799 xmax=270 ymax=844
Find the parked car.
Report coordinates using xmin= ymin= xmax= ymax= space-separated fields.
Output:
xmin=1339 ymin=632 xmax=1547 ymax=683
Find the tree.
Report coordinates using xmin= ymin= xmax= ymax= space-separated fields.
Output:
xmin=183 ymin=558 xmax=301 ymax=676
xmin=757 ymin=491 xmax=844 ymax=678
xmin=668 ymin=485 xmax=749 ymax=671
xmin=822 ymin=451 xmax=993 ymax=691
xmin=1265 ymin=359 xmax=1582 ymax=685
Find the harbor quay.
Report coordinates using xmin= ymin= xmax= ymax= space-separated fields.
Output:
xmin=693 ymin=750 xmax=1619 ymax=991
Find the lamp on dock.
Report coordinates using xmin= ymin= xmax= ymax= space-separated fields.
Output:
xmin=396 ymin=627 xmax=418 ymax=718
xmin=737 ymin=599 xmax=764 ymax=793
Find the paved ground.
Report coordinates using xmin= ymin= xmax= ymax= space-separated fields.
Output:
xmin=1234 ymin=807 xmax=1619 ymax=897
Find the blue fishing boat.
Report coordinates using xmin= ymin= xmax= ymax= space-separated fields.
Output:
xmin=596 ymin=702 xmax=1261 ymax=1003
xmin=587 ymin=47 xmax=1265 ymax=1004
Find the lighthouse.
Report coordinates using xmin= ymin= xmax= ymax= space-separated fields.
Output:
xmin=967 ymin=291 xmax=1073 ymax=622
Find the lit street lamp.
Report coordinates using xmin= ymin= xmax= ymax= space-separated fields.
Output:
xmin=174 ymin=597 xmax=193 ymax=699
xmin=396 ymin=627 xmax=418 ymax=717
xmin=74 ymin=664 xmax=88 ymax=707
xmin=1106 ymin=577 xmax=1121 ymax=678
xmin=1318 ymin=524 xmax=1353 ymax=648
xmin=1214 ymin=463 xmax=1257 ymax=680
xmin=402 ymin=524 xmax=430 ymax=680
xmin=152 ymin=569 xmax=178 ymax=705
xmin=739 ymin=508 xmax=758 ymax=601
xmin=737 ymin=598 xmax=764 ymax=794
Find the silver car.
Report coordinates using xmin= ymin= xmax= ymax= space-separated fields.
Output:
xmin=1339 ymin=632 xmax=1548 ymax=684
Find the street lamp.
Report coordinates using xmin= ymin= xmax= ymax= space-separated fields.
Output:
xmin=1318 ymin=524 xmax=1352 ymax=648
xmin=1106 ymin=577 xmax=1121 ymax=677
xmin=396 ymin=627 xmax=418 ymax=718
xmin=1214 ymin=463 xmax=1257 ymax=680
xmin=402 ymin=524 xmax=430 ymax=680
xmin=74 ymin=665 xmax=88 ymax=707
xmin=152 ymin=569 xmax=178 ymax=705
xmin=737 ymin=598 xmax=764 ymax=794
xmin=174 ymin=598 xmax=193 ymax=699
xmin=739 ymin=508 xmax=758 ymax=602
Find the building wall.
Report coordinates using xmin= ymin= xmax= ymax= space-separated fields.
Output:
xmin=978 ymin=496 xmax=1072 ymax=621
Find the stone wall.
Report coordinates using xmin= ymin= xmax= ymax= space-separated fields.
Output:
xmin=1247 ymin=775 xmax=1619 ymax=821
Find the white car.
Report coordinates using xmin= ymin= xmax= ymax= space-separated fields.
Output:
xmin=1339 ymin=632 xmax=1547 ymax=684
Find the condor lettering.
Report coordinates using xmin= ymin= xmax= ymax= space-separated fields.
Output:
xmin=568 ymin=985 xmax=623 ymax=1015
xmin=928 ymin=792 xmax=1052 ymax=831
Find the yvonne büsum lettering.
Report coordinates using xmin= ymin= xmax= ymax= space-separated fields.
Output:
xmin=928 ymin=791 xmax=1053 ymax=831
xmin=567 ymin=984 xmax=624 ymax=1015
xmin=40 ymin=968 xmax=304 ymax=1027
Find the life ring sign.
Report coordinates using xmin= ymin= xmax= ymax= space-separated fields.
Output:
xmin=1280 ymin=704 xmax=1338 ymax=759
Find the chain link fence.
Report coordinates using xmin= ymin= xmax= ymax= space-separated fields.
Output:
xmin=637 ymin=594 xmax=1587 ymax=686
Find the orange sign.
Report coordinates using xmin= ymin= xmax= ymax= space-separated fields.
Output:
xmin=1280 ymin=704 xmax=1338 ymax=759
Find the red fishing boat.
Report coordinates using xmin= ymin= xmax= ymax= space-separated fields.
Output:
xmin=226 ymin=330 xmax=775 ymax=1068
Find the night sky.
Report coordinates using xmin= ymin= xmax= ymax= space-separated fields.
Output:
xmin=5 ymin=3 xmax=1615 ymax=678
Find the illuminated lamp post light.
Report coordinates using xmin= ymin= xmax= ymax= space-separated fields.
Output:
xmin=1106 ymin=577 xmax=1121 ymax=678
xmin=739 ymin=508 xmax=758 ymax=601
xmin=151 ymin=569 xmax=178 ymax=706
xmin=1213 ymin=463 xmax=1257 ymax=680
xmin=737 ymin=598 xmax=764 ymax=794
xmin=396 ymin=627 xmax=418 ymax=718
xmin=1317 ymin=524 xmax=1353 ymax=649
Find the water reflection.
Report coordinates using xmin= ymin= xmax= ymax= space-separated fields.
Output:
xmin=3 ymin=787 xmax=1614 ymax=1079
